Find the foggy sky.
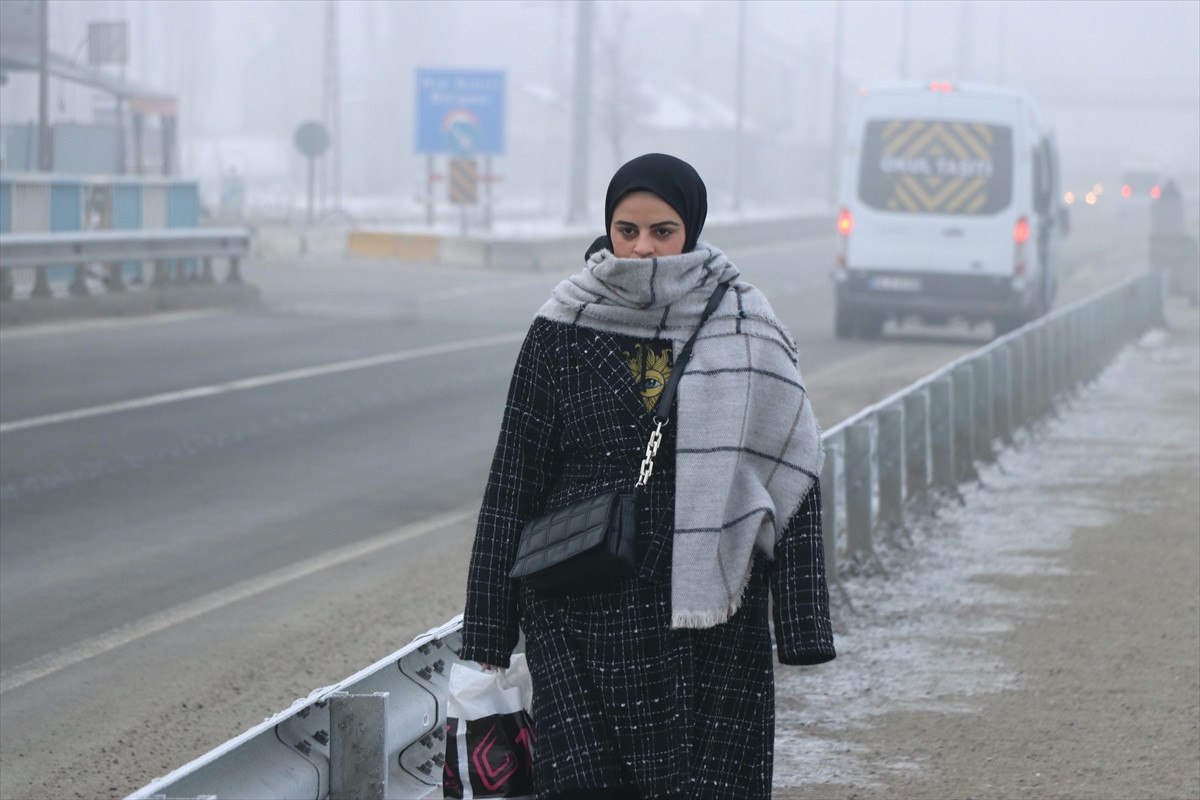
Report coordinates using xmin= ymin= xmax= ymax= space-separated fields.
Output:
xmin=3 ymin=0 xmax=1197 ymax=213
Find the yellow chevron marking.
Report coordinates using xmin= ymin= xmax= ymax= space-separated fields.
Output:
xmin=953 ymin=122 xmax=991 ymax=161
xmin=883 ymin=120 xmax=927 ymax=156
xmin=945 ymin=177 xmax=987 ymax=212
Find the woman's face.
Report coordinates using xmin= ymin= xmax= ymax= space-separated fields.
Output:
xmin=609 ymin=191 xmax=686 ymax=258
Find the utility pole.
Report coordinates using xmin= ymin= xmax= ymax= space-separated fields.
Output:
xmin=829 ymin=0 xmax=844 ymax=205
xmin=37 ymin=0 xmax=51 ymax=171
xmin=732 ymin=0 xmax=746 ymax=213
xmin=566 ymin=0 xmax=593 ymax=224
xmin=957 ymin=0 xmax=970 ymax=82
xmin=321 ymin=0 xmax=342 ymax=214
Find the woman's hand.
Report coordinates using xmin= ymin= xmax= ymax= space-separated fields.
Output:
xmin=478 ymin=662 xmax=497 ymax=671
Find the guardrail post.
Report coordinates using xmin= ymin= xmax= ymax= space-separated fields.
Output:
xmin=1009 ymin=337 xmax=1027 ymax=431
xmin=1034 ymin=326 xmax=1051 ymax=419
xmin=820 ymin=436 xmax=839 ymax=584
xmin=32 ymin=266 xmax=53 ymax=298
xmin=104 ymin=262 xmax=127 ymax=292
xmin=1052 ymin=317 xmax=1068 ymax=399
xmin=929 ymin=378 xmax=955 ymax=492
xmin=329 ymin=692 xmax=389 ymax=800
xmin=68 ymin=264 xmax=90 ymax=297
xmin=992 ymin=346 xmax=1013 ymax=446
xmin=151 ymin=260 xmax=170 ymax=288
xmin=226 ymin=256 xmax=244 ymax=285
xmin=972 ymin=357 xmax=994 ymax=462
xmin=844 ymin=420 xmax=874 ymax=565
xmin=1 ymin=267 xmax=13 ymax=301
xmin=952 ymin=365 xmax=976 ymax=482
xmin=200 ymin=256 xmax=216 ymax=284
xmin=903 ymin=390 xmax=929 ymax=509
xmin=877 ymin=406 xmax=904 ymax=539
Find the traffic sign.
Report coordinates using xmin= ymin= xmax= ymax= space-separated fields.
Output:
xmin=448 ymin=158 xmax=478 ymax=205
xmin=415 ymin=69 xmax=505 ymax=156
xmin=293 ymin=121 xmax=330 ymax=158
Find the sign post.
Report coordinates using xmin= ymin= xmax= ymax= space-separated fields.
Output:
xmin=415 ymin=69 xmax=505 ymax=231
xmin=294 ymin=121 xmax=330 ymax=225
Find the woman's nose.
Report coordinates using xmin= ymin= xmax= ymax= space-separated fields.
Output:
xmin=633 ymin=233 xmax=655 ymax=256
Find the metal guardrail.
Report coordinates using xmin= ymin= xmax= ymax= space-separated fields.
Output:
xmin=127 ymin=271 xmax=1164 ymax=800
xmin=0 ymin=228 xmax=252 ymax=301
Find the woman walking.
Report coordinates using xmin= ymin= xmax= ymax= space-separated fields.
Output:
xmin=460 ymin=153 xmax=835 ymax=799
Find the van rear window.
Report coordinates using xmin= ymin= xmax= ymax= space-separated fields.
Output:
xmin=858 ymin=119 xmax=1013 ymax=215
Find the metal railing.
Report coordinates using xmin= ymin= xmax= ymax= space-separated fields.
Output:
xmin=0 ymin=228 xmax=252 ymax=301
xmin=128 ymin=271 xmax=1164 ymax=800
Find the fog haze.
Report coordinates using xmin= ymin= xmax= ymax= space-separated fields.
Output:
xmin=2 ymin=0 xmax=1197 ymax=217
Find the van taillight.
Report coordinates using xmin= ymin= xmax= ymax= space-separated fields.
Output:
xmin=928 ymin=81 xmax=954 ymax=92
xmin=1151 ymin=185 xmax=1162 ymax=199
xmin=837 ymin=208 xmax=854 ymax=236
xmin=1013 ymin=216 xmax=1030 ymax=244
xmin=1121 ymin=184 xmax=1132 ymax=198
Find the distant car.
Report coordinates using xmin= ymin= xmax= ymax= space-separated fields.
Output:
xmin=1117 ymin=165 xmax=1166 ymax=214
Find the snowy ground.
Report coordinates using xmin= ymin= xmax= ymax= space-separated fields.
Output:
xmin=773 ymin=297 xmax=1200 ymax=799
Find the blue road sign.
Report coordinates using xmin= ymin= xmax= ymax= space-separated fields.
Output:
xmin=415 ymin=69 xmax=506 ymax=156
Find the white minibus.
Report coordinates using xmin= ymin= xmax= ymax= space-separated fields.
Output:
xmin=832 ymin=81 xmax=1067 ymax=338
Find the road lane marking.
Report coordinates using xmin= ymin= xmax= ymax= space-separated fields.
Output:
xmin=0 ymin=506 xmax=478 ymax=695
xmin=0 ymin=331 xmax=526 ymax=435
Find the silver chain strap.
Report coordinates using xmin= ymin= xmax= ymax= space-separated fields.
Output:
xmin=635 ymin=419 xmax=667 ymax=489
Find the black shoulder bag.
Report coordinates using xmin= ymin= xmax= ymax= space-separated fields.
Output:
xmin=508 ymin=281 xmax=732 ymax=595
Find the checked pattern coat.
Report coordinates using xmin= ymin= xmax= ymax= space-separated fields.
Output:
xmin=460 ymin=316 xmax=835 ymax=799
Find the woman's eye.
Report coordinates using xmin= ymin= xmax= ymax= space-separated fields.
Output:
xmin=655 ymin=228 xmax=676 ymax=238
xmin=617 ymin=226 xmax=637 ymax=238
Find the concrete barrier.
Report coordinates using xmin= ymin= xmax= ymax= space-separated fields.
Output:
xmin=347 ymin=211 xmax=833 ymax=271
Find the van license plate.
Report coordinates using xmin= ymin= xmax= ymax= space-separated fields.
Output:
xmin=870 ymin=276 xmax=922 ymax=292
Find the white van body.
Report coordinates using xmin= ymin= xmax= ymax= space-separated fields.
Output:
xmin=833 ymin=82 xmax=1066 ymax=338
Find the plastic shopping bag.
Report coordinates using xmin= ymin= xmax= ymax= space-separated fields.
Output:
xmin=443 ymin=654 xmax=534 ymax=799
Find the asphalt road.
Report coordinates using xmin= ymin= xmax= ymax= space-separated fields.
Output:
xmin=0 ymin=205 xmax=1148 ymax=797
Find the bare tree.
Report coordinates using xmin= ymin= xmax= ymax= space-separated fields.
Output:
xmin=595 ymin=2 xmax=653 ymax=166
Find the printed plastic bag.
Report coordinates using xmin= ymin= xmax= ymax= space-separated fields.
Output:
xmin=443 ymin=654 xmax=534 ymax=799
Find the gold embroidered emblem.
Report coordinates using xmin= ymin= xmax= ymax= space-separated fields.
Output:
xmin=623 ymin=343 xmax=673 ymax=412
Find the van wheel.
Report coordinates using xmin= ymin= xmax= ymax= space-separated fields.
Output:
xmin=993 ymin=314 xmax=1024 ymax=337
xmin=834 ymin=303 xmax=855 ymax=339
xmin=857 ymin=311 xmax=885 ymax=340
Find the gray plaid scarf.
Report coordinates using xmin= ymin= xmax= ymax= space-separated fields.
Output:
xmin=536 ymin=243 xmax=823 ymax=628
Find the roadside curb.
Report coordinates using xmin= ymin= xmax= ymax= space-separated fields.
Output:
xmin=0 ymin=283 xmax=262 ymax=328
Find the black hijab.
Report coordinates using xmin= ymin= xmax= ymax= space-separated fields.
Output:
xmin=584 ymin=153 xmax=708 ymax=261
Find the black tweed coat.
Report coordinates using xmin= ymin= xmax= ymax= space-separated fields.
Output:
xmin=460 ymin=316 xmax=835 ymax=800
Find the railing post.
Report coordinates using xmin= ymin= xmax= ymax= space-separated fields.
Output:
xmin=329 ymin=692 xmax=389 ymax=800
xmin=1009 ymin=336 xmax=1027 ymax=431
xmin=877 ymin=405 xmax=904 ymax=539
xmin=68 ymin=264 xmax=90 ymax=296
xmin=903 ymin=389 xmax=929 ymax=508
xmin=929 ymin=378 xmax=955 ymax=492
xmin=104 ymin=262 xmax=127 ymax=292
xmin=226 ymin=256 xmax=244 ymax=285
xmin=972 ymin=357 xmax=994 ymax=462
xmin=992 ymin=346 xmax=1013 ymax=446
xmin=820 ymin=436 xmax=839 ymax=584
xmin=952 ymin=365 xmax=976 ymax=482
xmin=32 ymin=265 xmax=53 ymax=298
xmin=200 ymin=256 xmax=216 ymax=284
xmin=1034 ymin=326 xmax=1051 ymax=419
xmin=151 ymin=260 xmax=170 ymax=288
xmin=1 ymin=267 xmax=13 ymax=301
xmin=844 ymin=420 xmax=875 ymax=565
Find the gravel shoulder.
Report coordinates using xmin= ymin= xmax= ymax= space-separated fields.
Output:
xmin=773 ymin=296 xmax=1200 ymax=799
